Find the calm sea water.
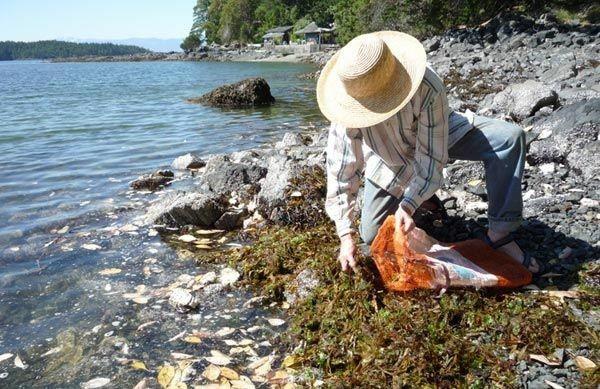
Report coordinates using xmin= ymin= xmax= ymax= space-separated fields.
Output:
xmin=0 ymin=60 xmax=320 ymax=250
xmin=0 ymin=60 xmax=322 ymax=386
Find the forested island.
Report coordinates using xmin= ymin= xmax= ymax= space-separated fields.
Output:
xmin=0 ymin=40 xmax=149 ymax=61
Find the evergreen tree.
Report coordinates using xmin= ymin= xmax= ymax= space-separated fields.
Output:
xmin=180 ymin=35 xmax=201 ymax=53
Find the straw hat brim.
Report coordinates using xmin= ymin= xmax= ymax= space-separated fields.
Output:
xmin=317 ymin=31 xmax=427 ymax=129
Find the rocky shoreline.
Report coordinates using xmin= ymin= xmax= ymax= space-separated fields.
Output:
xmin=49 ymin=46 xmax=334 ymax=66
xmin=119 ymin=12 xmax=600 ymax=388
xmin=39 ymin=10 xmax=598 ymax=388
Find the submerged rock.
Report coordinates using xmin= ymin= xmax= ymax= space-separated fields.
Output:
xmin=146 ymin=192 xmax=226 ymax=228
xmin=169 ymin=288 xmax=199 ymax=311
xmin=130 ymin=170 xmax=174 ymax=191
xmin=188 ymin=77 xmax=275 ymax=108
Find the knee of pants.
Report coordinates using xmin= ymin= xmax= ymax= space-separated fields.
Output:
xmin=359 ymin=220 xmax=378 ymax=245
xmin=505 ymin=123 xmax=526 ymax=150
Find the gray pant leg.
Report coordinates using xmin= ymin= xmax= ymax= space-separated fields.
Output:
xmin=359 ymin=179 xmax=400 ymax=244
xmin=448 ymin=115 xmax=526 ymax=234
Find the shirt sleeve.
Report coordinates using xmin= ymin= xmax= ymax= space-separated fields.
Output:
xmin=400 ymin=87 xmax=449 ymax=215
xmin=324 ymin=122 xmax=364 ymax=237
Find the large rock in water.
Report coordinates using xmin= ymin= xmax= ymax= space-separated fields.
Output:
xmin=188 ymin=78 xmax=275 ymax=108
xmin=145 ymin=192 xmax=226 ymax=228
xmin=490 ymin=80 xmax=559 ymax=121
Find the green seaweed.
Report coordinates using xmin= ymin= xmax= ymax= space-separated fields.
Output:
xmin=213 ymin=223 xmax=599 ymax=387
xmin=189 ymin=165 xmax=599 ymax=386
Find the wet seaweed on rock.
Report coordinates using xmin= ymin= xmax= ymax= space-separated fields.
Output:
xmin=213 ymin=222 xmax=599 ymax=387
xmin=278 ymin=165 xmax=329 ymax=227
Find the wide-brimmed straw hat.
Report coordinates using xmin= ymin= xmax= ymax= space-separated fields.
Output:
xmin=317 ymin=31 xmax=426 ymax=128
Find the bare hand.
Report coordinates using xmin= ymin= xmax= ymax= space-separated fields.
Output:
xmin=395 ymin=206 xmax=415 ymax=234
xmin=338 ymin=234 xmax=359 ymax=273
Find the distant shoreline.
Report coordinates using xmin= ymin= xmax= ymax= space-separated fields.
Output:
xmin=0 ymin=39 xmax=148 ymax=61
xmin=47 ymin=47 xmax=335 ymax=66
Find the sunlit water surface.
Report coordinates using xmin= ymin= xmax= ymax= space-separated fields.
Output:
xmin=0 ymin=60 xmax=323 ymax=386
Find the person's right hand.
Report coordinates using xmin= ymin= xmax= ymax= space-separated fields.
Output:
xmin=338 ymin=234 xmax=359 ymax=273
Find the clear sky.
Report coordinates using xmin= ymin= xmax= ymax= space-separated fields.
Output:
xmin=0 ymin=0 xmax=195 ymax=41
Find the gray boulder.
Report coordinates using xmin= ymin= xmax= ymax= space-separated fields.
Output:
xmin=567 ymin=134 xmax=600 ymax=180
xmin=539 ymin=63 xmax=577 ymax=85
xmin=201 ymin=155 xmax=267 ymax=195
xmin=146 ymin=191 xmax=226 ymax=228
xmin=558 ymin=87 xmax=600 ymax=106
xmin=187 ymin=77 xmax=275 ymax=108
xmin=257 ymin=155 xmax=297 ymax=211
xmin=257 ymin=154 xmax=327 ymax=224
xmin=171 ymin=153 xmax=206 ymax=170
xmin=527 ymin=99 xmax=600 ymax=178
xmin=214 ymin=210 xmax=245 ymax=230
xmin=490 ymin=80 xmax=559 ymax=120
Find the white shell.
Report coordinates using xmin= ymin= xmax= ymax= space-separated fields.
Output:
xmin=169 ymin=288 xmax=198 ymax=310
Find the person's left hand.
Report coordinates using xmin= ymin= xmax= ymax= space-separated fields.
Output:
xmin=395 ymin=205 xmax=415 ymax=234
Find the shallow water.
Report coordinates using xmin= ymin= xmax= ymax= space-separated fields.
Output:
xmin=0 ymin=60 xmax=322 ymax=386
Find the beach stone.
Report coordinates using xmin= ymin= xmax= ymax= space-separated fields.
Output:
xmin=188 ymin=77 xmax=275 ymax=108
xmin=130 ymin=170 xmax=174 ymax=191
xmin=566 ymin=135 xmax=600 ymax=180
xmin=169 ymin=288 xmax=198 ymax=311
xmin=214 ymin=210 xmax=245 ymax=230
xmin=275 ymin=132 xmax=305 ymax=149
xmin=526 ymin=379 xmax=547 ymax=389
xmin=284 ymin=269 xmax=320 ymax=305
xmin=527 ymin=100 xmax=600 ymax=179
xmin=580 ymin=198 xmax=599 ymax=208
xmin=425 ymin=37 xmax=441 ymax=52
xmin=172 ymin=153 xmax=206 ymax=170
xmin=256 ymin=153 xmax=325 ymax=221
xmin=200 ymin=283 xmax=224 ymax=297
xmin=146 ymin=191 xmax=226 ymax=228
xmin=202 ymin=155 xmax=267 ymax=195
xmin=219 ymin=267 xmax=240 ymax=286
xmin=540 ymin=63 xmax=577 ymax=85
xmin=257 ymin=155 xmax=297 ymax=211
xmin=490 ymin=80 xmax=559 ymax=120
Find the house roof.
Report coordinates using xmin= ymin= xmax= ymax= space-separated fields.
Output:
xmin=296 ymin=22 xmax=320 ymax=34
xmin=262 ymin=32 xmax=284 ymax=39
xmin=265 ymin=26 xmax=293 ymax=34
xmin=296 ymin=22 xmax=336 ymax=35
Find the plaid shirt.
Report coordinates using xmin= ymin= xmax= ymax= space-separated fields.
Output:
xmin=325 ymin=66 xmax=474 ymax=237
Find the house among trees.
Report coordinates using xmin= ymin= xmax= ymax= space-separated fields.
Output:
xmin=262 ymin=26 xmax=293 ymax=45
xmin=295 ymin=22 xmax=336 ymax=45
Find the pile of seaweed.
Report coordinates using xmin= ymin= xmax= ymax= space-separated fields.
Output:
xmin=191 ymin=169 xmax=600 ymax=387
